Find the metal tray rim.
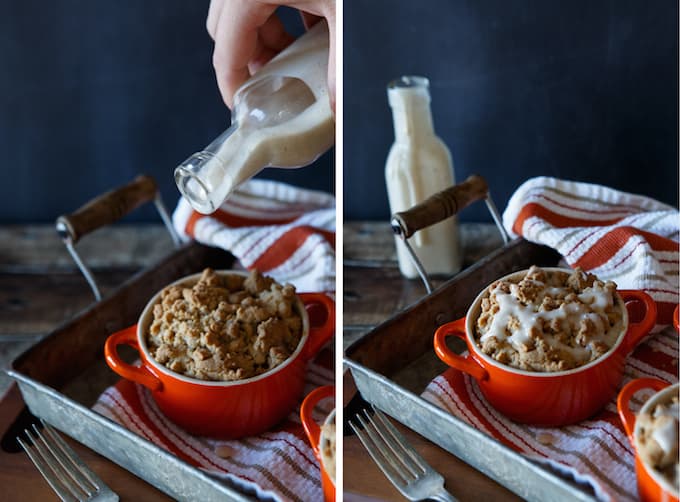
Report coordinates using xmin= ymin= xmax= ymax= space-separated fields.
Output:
xmin=6 ymin=368 xmax=267 ymax=501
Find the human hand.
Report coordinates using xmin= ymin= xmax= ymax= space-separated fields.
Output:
xmin=206 ymin=0 xmax=336 ymax=111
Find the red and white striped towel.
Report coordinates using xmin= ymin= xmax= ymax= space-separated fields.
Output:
xmin=423 ymin=177 xmax=679 ymax=501
xmin=503 ymin=176 xmax=678 ymax=329
xmin=93 ymin=180 xmax=336 ymax=501
xmin=93 ymin=352 xmax=334 ymax=502
xmin=172 ymin=179 xmax=335 ymax=293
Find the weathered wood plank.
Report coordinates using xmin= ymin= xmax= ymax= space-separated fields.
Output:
xmin=343 ymin=266 xmax=445 ymax=327
xmin=343 ymin=221 xmax=503 ymax=265
xmin=0 ymin=224 xmax=174 ymax=272
xmin=0 ymin=272 xmax=134 ymax=335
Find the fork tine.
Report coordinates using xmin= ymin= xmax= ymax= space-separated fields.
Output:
xmin=370 ymin=407 xmax=425 ymax=478
xmin=352 ymin=406 xmax=458 ymax=502
xmin=39 ymin=421 xmax=99 ymax=494
xmin=33 ymin=423 xmax=97 ymax=498
xmin=353 ymin=410 xmax=413 ymax=483
xmin=18 ymin=432 xmax=78 ymax=502
xmin=372 ymin=408 xmax=430 ymax=473
xmin=349 ymin=415 xmax=408 ymax=490
xmin=19 ymin=421 xmax=119 ymax=502
xmin=27 ymin=426 xmax=87 ymax=499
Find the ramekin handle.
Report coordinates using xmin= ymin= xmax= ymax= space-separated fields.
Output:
xmin=104 ymin=325 xmax=163 ymax=392
xmin=300 ymin=385 xmax=335 ymax=458
xmin=620 ymin=290 xmax=657 ymax=353
xmin=299 ymin=293 xmax=336 ymax=360
xmin=434 ymin=317 xmax=488 ymax=381
xmin=616 ymin=378 xmax=669 ymax=441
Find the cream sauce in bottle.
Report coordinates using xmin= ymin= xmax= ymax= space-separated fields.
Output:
xmin=385 ymin=76 xmax=462 ymax=278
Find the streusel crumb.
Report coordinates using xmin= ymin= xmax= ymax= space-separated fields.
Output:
xmin=320 ymin=418 xmax=336 ymax=483
xmin=637 ymin=389 xmax=679 ymax=493
xmin=147 ymin=268 xmax=302 ymax=381
xmin=474 ymin=266 xmax=623 ymax=372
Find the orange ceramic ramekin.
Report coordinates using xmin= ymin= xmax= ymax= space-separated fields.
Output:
xmin=434 ymin=268 xmax=657 ymax=426
xmin=301 ymin=385 xmax=336 ymax=502
xmin=617 ymin=379 xmax=679 ymax=502
xmin=104 ymin=270 xmax=335 ymax=438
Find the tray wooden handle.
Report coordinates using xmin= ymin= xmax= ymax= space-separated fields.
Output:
xmin=56 ymin=175 xmax=158 ymax=243
xmin=392 ymin=175 xmax=488 ymax=238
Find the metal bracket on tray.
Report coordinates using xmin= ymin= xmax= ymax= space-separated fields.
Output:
xmin=55 ymin=175 xmax=182 ymax=301
xmin=391 ymin=174 xmax=511 ymax=294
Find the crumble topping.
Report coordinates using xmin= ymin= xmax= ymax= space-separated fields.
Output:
xmin=637 ymin=389 xmax=680 ymax=493
xmin=146 ymin=268 xmax=302 ymax=381
xmin=320 ymin=417 xmax=336 ymax=483
xmin=474 ymin=266 xmax=623 ymax=372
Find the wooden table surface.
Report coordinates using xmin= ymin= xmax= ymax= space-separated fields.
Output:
xmin=0 ymin=221 xmax=518 ymax=501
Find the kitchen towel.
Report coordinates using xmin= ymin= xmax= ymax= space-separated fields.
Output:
xmin=172 ymin=179 xmax=336 ymax=293
xmin=93 ymin=353 xmax=334 ymax=502
xmin=503 ymin=176 xmax=678 ymax=329
xmin=423 ymin=177 xmax=679 ymax=501
xmin=93 ymin=180 xmax=336 ymax=502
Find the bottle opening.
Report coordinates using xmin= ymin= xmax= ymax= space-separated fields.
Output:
xmin=387 ymin=75 xmax=432 ymax=111
xmin=175 ymin=162 xmax=216 ymax=214
xmin=387 ymin=75 xmax=430 ymax=91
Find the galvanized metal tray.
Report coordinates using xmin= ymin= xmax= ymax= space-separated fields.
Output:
xmin=344 ymin=238 xmax=598 ymax=501
xmin=6 ymin=241 xmax=268 ymax=501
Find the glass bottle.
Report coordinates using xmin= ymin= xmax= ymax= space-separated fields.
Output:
xmin=385 ymin=76 xmax=462 ymax=278
xmin=175 ymin=21 xmax=334 ymax=214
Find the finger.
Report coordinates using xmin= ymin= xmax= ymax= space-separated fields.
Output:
xmin=248 ymin=13 xmax=294 ymax=73
xmin=248 ymin=40 xmax=278 ymax=75
xmin=211 ymin=0 xmax=276 ymax=107
xmin=206 ymin=0 xmax=225 ymax=40
xmin=213 ymin=42 xmax=252 ymax=109
xmin=258 ymin=12 xmax=294 ymax=53
xmin=299 ymin=11 xmax=321 ymax=30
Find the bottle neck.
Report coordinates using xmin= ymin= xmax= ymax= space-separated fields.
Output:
xmin=390 ymin=102 xmax=435 ymax=142
xmin=388 ymin=85 xmax=436 ymax=142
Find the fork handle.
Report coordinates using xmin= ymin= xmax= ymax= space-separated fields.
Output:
xmin=430 ymin=488 xmax=459 ymax=502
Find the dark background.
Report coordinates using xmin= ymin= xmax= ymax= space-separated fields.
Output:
xmin=0 ymin=1 xmax=333 ymax=223
xmin=344 ymin=0 xmax=679 ymax=222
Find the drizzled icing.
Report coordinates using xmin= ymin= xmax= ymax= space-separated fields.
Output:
xmin=474 ymin=266 xmax=623 ymax=372
xmin=651 ymin=401 xmax=680 ymax=455
xmin=638 ymin=389 xmax=680 ymax=493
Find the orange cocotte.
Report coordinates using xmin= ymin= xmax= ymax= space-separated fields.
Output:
xmin=433 ymin=268 xmax=657 ymax=426
xmin=618 ymin=379 xmax=679 ymax=502
xmin=104 ymin=271 xmax=335 ymax=438
xmin=300 ymin=385 xmax=336 ymax=502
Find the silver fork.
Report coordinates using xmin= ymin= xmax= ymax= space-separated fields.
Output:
xmin=350 ymin=406 xmax=458 ymax=502
xmin=17 ymin=420 xmax=119 ymax=502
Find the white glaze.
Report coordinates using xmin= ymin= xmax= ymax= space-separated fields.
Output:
xmin=479 ymin=276 xmax=618 ymax=364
